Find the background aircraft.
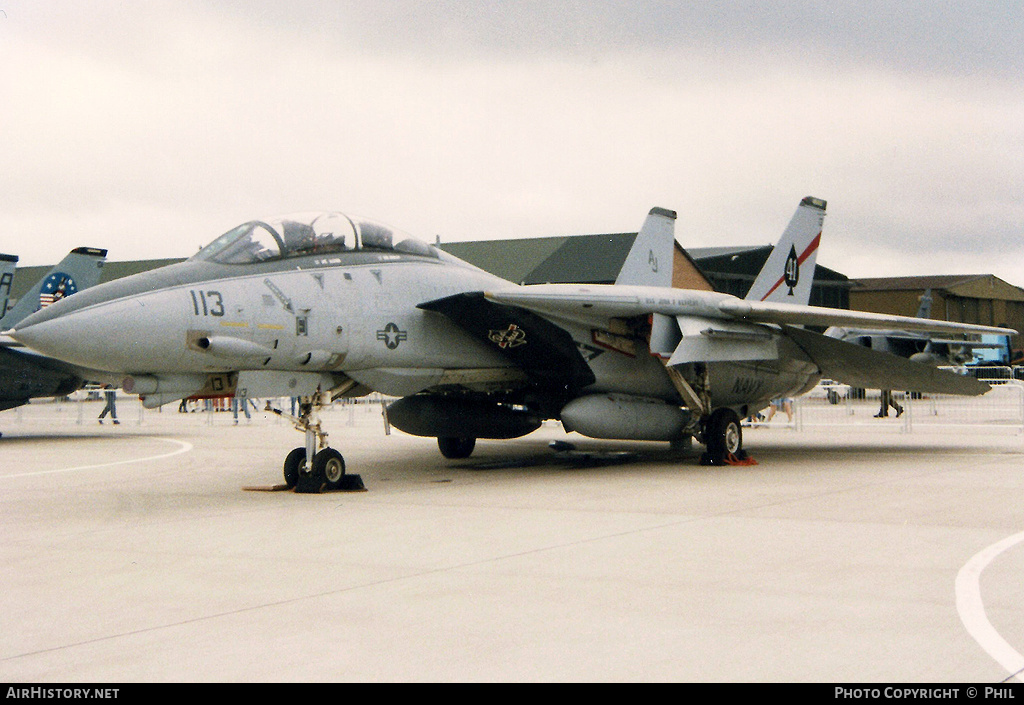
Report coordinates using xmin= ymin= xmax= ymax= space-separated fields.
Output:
xmin=0 ymin=247 xmax=108 ymax=415
xmin=0 ymin=253 xmax=17 ymax=319
xmin=10 ymin=202 xmax=1009 ymax=490
xmin=824 ymin=290 xmax=1010 ymax=366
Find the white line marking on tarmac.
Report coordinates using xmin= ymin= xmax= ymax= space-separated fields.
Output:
xmin=956 ymin=530 xmax=1024 ymax=682
xmin=1 ymin=437 xmax=194 ymax=479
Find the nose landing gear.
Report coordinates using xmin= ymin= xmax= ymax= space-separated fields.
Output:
xmin=272 ymin=395 xmax=365 ymax=493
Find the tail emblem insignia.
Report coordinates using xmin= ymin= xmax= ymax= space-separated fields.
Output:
xmin=784 ymin=245 xmax=799 ymax=295
xmin=489 ymin=324 xmax=527 ymax=349
xmin=39 ymin=273 xmax=77 ymax=308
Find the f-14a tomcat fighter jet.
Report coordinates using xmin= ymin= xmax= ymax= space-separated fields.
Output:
xmin=9 ymin=199 xmax=1011 ymax=490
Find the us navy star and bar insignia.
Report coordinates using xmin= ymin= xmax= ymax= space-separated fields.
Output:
xmin=377 ymin=322 xmax=408 ymax=349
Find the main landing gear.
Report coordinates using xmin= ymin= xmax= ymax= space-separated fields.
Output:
xmin=659 ymin=363 xmax=753 ymax=466
xmin=699 ymin=408 xmax=753 ymax=466
xmin=437 ymin=436 xmax=476 ymax=459
xmin=271 ymin=395 xmax=365 ymax=493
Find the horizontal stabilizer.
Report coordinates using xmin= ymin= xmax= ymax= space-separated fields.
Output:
xmin=782 ymin=325 xmax=990 ymax=395
xmin=0 ymin=346 xmax=85 ymax=408
xmin=665 ymin=315 xmax=778 ymax=365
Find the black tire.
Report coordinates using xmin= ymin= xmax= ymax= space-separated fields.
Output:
xmin=703 ymin=409 xmax=742 ymax=465
xmin=314 ymin=448 xmax=346 ymax=490
xmin=283 ymin=447 xmax=307 ymax=489
xmin=288 ymin=446 xmax=326 ymax=493
xmin=438 ymin=436 xmax=475 ymax=459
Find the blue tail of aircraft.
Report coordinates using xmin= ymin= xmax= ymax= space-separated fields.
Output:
xmin=0 ymin=247 xmax=108 ymax=328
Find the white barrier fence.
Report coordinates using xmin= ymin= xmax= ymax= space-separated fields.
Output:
xmin=5 ymin=376 xmax=1024 ymax=436
xmin=788 ymin=380 xmax=1024 ymax=434
xmin=0 ymin=393 xmax=393 ymax=429
xmin=756 ymin=364 xmax=1024 ymax=434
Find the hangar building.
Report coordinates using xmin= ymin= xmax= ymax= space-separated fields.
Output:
xmin=849 ymin=275 xmax=1024 ymax=351
xmin=440 ymin=232 xmax=714 ymax=290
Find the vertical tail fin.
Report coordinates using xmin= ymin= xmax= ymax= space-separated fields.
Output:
xmin=615 ymin=207 xmax=677 ymax=288
xmin=0 ymin=254 xmax=18 ymax=322
xmin=2 ymin=247 xmax=107 ymax=327
xmin=745 ymin=196 xmax=826 ymax=305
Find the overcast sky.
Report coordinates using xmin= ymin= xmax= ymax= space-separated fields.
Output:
xmin=2 ymin=1 xmax=1022 ymax=288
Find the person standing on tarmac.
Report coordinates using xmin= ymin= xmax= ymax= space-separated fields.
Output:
xmin=98 ymin=386 xmax=119 ymax=425
xmin=876 ymin=389 xmax=904 ymax=418
xmin=232 ymin=395 xmax=252 ymax=424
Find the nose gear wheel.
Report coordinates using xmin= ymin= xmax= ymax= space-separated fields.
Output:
xmin=271 ymin=394 xmax=364 ymax=493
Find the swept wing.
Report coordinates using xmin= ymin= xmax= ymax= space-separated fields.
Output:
xmin=483 ymin=284 xmax=1008 ymax=337
xmin=452 ymin=284 xmax=1008 ymax=396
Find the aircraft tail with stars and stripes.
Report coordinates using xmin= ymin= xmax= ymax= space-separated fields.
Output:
xmin=0 ymin=247 xmax=107 ymax=328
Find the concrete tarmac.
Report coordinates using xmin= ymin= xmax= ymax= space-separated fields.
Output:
xmin=1 ymin=398 xmax=1022 ymax=682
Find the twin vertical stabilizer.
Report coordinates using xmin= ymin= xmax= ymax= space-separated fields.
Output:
xmin=0 ymin=254 xmax=17 ymax=321
xmin=615 ymin=207 xmax=677 ymax=288
xmin=745 ymin=196 xmax=825 ymax=305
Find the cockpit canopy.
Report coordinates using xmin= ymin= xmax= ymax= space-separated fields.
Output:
xmin=192 ymin=212 xmax=438 ymax=265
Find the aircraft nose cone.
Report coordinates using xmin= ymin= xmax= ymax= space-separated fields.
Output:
xmin=12 ymin=262 xmax=195 ymax=373
xmin=12 ymin=308 xmax=101 ymax=369
xmin=13 ymin=295 xmax=178 ymax=373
